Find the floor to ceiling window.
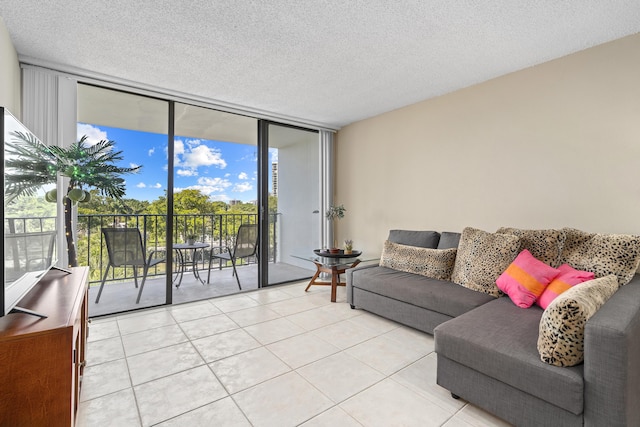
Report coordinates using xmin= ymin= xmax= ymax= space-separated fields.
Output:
xmin=77 ymin=84 xmax=170 ymax=316
xmin=263 ymin=123 xmax=320 ymax=286
xmin=172 ymin=103 xmax=261 ymax=296
xmin=76 ymin=85 xmax=318 ymax=316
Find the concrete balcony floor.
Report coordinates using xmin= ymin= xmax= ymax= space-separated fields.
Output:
xmin=88 ymin=262 xmax=314 ymax=317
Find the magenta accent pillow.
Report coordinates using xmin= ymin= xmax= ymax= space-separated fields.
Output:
xmin=496 ymin=249 xmax=561 ymax=308
xmin=536 ymin=264 xmax=596 ymax=309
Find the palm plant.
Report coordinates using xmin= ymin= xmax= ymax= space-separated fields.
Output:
xmin=4 ymin=131 xmax=58 ymax=204
xmin=5 ymin=133 xmax=140 ymax=267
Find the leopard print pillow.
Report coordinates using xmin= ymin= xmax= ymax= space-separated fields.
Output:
xmin=537 ymin=274 xmax=618 ymax=367
xmin=560 ymin=228 xmax=640 ymax=286
xmin=451 ymin=227 xmax=521 ymax=297
xmin=496 ymin=227 xmax=566 ymax=268
xmin=380 ymin=240 xmax=457 ymax=281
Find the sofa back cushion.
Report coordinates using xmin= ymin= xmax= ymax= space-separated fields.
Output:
xmin=437 ymin=231 xmax=461 ymax=249
xmin=496 ymin=227 xmax=566 ymax=268
xmin=451 ymin=227 xmax=521 ymax=297
xmin=380 ymin=240 xmax=457 ymax=281
xmin=559 ymin=228 xmax=640 ymax=286
xmin=388 ymin=230 xmax=440 ymax=248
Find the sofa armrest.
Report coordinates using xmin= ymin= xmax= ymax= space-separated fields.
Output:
xmin=584 ymin=275 xmax=640 ymax=427
xmin=346 ymin=263 xmax=380 ymax=305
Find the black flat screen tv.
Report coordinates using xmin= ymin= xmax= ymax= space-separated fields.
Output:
xmin=2 ymin=106 xmax=59 ymax=317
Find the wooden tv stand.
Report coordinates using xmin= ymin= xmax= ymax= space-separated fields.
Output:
xmin=0 ymin=267 xmax=89 ymax=426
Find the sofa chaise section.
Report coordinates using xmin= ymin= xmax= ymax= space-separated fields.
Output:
xmin=434 ymin=274 xmax=640 ymax=427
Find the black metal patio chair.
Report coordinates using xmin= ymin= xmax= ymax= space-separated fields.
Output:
xmin=207 ymin=223 xmax=258 ymax=290
xmin=96 ymin=227 xmax=166 ymax=304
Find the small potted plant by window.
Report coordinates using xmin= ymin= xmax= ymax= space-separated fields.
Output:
xmin=326 ymin=204 xmax=346 ymax=253
xmin=344 ymin=239 xmax=353 ymax=254
xmin=186 ymin=232 xmax=198 ymax=245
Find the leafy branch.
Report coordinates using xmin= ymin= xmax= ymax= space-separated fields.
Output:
xmin=5 ymin=132 xmax=141 ymax=266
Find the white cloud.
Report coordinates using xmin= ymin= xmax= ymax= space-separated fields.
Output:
xmin=175 ymin=177 xmax=232 ymax=196
xmin=184 ymin=144 xmax=227 ymax=169
xmin=174 ymin=177 xmax=233 ymax=197
xmin=270 ymin=149 xmax=278 ymax=163
xmin=198 ymin=177 xmax=232 ymax=191
xmin=130 ymin=162 xmax=140 ymax=169
xmin=238 ymin=172 xmax=248 ymax=180
xmin=233 ymin=182 xmax=253 ymax=192
xmin=137 ymin=182 xmax=162 ymax=189
xmin=174 ymin=139 xmax=185 ymax=155
xmin=224 ymin=173 xmax=231 ymax=177
xmin=176 ymin=169 xmax=198 ymax=177
xmin=148 ymin=147 xmax=155 ymax=156
xmin=173 ymin=138 xmax=227 ymax=172
xmin=209 ymin=194 xmax=230 ymax=202
xmin=77 ymin=123 xmax=108 ymax=145
xmin=173 ymin=139 xmax=185 ymax=166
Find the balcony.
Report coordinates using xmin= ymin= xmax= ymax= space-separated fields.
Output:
xmin=8 ymin=212 xmax=313 ymax=316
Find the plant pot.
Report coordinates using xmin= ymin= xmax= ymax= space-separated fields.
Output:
xmin=344 ymin=249 xmax=353 ymax=255
xmin=186 ymin=239 xmax=196 ymax=245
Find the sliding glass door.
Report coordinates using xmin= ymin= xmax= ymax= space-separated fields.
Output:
xmin=262 ymin=123 xmax=320 ymax=286
xmin=77 ymin=84 xmax=324 ymax=316
xmin=173 ymin=103 xmax=260 ymax=298
xmin=77 ymin=84 xmax=170 ymax=316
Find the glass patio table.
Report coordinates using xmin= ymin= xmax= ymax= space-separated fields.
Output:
xmin=292 ymin=250 xmax=376 ymax=302
xmin=173 ymin=242 xmax=210 ymax=287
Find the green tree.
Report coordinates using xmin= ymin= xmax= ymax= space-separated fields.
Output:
xmin=173 ymin=189 xmax=213 ymax=214
xmin=268 ymin=195 xmax=278 ymax=214
xmin=211 ymin=201 xmax=229 ymax=213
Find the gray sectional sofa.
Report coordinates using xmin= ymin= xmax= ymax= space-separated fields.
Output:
xmin=346 ymin=229 xmax=640 ymax=427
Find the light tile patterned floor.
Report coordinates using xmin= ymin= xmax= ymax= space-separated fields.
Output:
xmin=77 ymin=282 xmax=512 ymax=427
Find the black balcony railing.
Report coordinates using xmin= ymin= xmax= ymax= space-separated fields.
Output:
xmin=77 ymin=213 xmax=280 ymax=284
xmin=5 ymin=213 xmax=280 ymax=285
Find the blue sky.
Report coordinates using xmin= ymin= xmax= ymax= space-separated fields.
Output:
xmin=77 ymin=123 xmax=276 ymax=203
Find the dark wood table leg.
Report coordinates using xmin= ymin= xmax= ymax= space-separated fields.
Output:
xmin=305 ymin=262 xmax=322 ymax=292
xmin=305 ymin=259 xmax=362 ymax=302
xmin=330 ymin=266 xmax=339 ymax=302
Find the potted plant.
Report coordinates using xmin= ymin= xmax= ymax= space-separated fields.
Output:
xmin=344 ymin=239 xmax=353 ymax=254
xmin=325 ymin=204 xmax=346 ymax=253
xmin=186 ymin=232 xmax=198 ymax=245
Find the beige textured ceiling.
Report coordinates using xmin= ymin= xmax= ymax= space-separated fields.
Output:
xmin=1 ymin=1 xmax=639 ymax=129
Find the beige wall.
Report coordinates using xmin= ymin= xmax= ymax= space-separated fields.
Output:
xmin=336 ymin=33 xmax=640 ymax=257
xmin=0 ymin=16 xmax=20 ymax=116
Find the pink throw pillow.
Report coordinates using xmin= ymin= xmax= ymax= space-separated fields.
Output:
xmin=497 ymin=249 xmax=561 ymax=308
xmin=536 ymin=264 xmax=595 ymax=309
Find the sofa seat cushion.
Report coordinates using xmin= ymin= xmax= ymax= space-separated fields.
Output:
xmin=435 ymin=297 xmax=584 ymax=415
xmin=350 ymin=266 xmax=495 ymax=317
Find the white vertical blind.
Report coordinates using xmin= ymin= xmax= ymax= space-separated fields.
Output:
xmin=21 ymin=66 xmax=77 ymax=148
xmin=21 ymin=66 xmax=78 ymax=268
